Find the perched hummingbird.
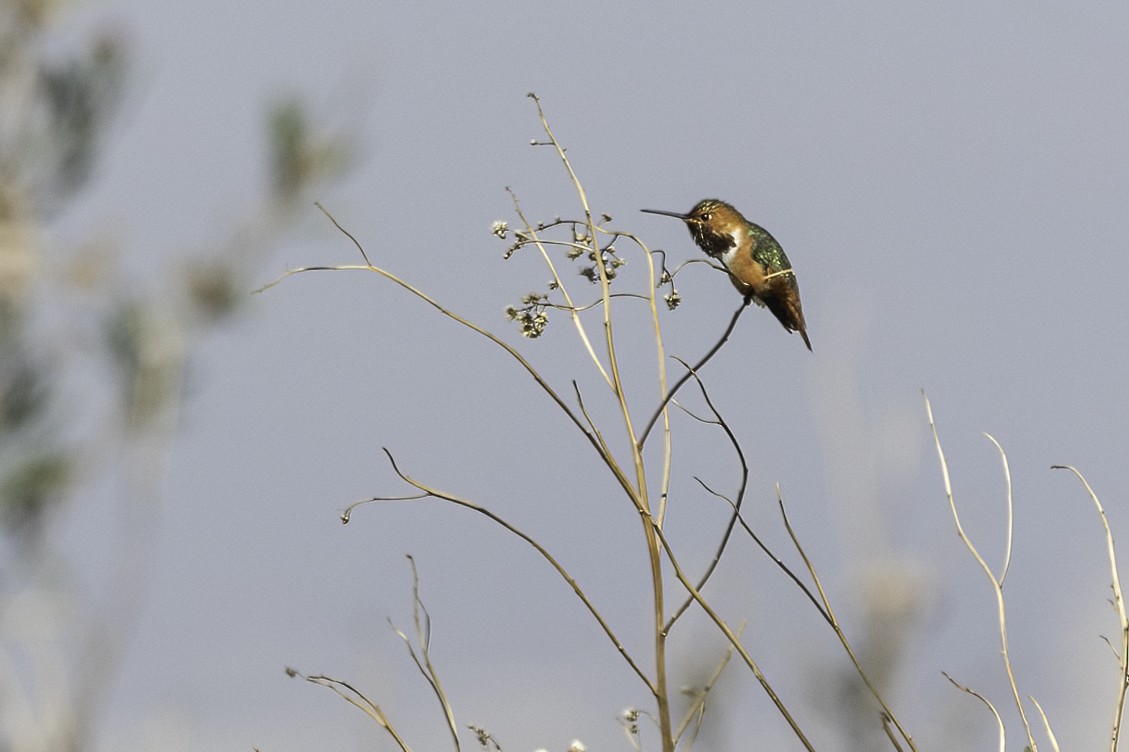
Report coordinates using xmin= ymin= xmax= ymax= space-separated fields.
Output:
xmin=642 ymin=199 xmax=811 ymax=351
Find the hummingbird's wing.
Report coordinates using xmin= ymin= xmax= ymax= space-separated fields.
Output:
xmin=747 ymin=223 xmax=793 ymax=274
xmin=747 ymin=224 xmax=812 ymax=351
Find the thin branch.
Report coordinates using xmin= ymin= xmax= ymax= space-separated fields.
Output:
xmin=984 ymin=433 xmax=1014 ymax=586
xmin=255 ymin=264 xmax=367 ymax=292
xmin=648 ymin=518 xmax=816 ymax=751
xmin=777 ymin=487 xmax=917 ymax=751
xmin=314 ymin=200 xmax=372 ymax=266
xmin=507 ymin=188 xmax=613 ymax=388
xmin=637 ymin=297 xmax=751 ymax=449
xmin=695 ymin=477 xmax=831 ymax=623
xmin=668 ymin=257 xmax=721 ymax=277
xmin=663 ymin=366 xmax=748 ymax=631
xmin=526 ymin=93 xmax=650 ymax=508
xmin=881 ymin=714 xmax=907 ymax=752
xmin=545 ymin=292 xmax=657 ymax=314
xmin=523 ymin=94 xmax=650 ymax=519
xmin=287 ymin=668 xmax=412 ymax=752
xmin=258 ymin=206 xmax=643 ymax=515
xmin=673 ymin=622 xmax=745 ymax=748
xmin=1052 ymin=464 xmax=1129 ymax=752
xmin=467 ymin=725 xmax=504 ymax=751
xmin=1029 ymin=695 xmax=1062 ymax=752
xmin=925 ymin=393 xmax=1035 ymax=751
xmin=528 ymin=92 xmax=672 ymax=752
xmin=342 ymin=493 xmax=428 ymax=522
xmin=942 ymin=671 xmax=1005 ymax=752
xmin=348 ymin=449 xmax=656 ymax=695
xmin=386 ymin=556 xmax=460 ymax=751
xmin=572 ymin=380 xmax=618 ymax=466
xmin=526 ymin=93 xmax=650 ymax=474
xmin=601 ymin=227 xmax=674 ymax=527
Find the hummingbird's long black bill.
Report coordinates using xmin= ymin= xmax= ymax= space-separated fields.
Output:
xmin=640 ymin=208 xmax=690 ymax=220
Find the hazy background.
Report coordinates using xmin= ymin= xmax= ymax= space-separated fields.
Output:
xmin=11 ymin=0 xmax=1129 ymax=750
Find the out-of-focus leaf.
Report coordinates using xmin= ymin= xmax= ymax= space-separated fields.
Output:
xmin=0 ymin=451 xmax=72 ymax=534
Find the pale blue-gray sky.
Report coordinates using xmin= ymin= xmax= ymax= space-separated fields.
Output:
xmin=49 ymin=0 xmax=1129 ymax=749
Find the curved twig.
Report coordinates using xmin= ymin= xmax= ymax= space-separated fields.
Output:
xmin=637 ymin=298 xmax=751 ymax=449
xmin=388 ymin=556 xmax=460 ymax=751
xmin=646 ymin=516 xmax=816 ymax=751
xmin=1029 ymin=695 xmax=1062 ymax=752
xmin=347 ymin=449 xmax=657 ymax=696
xmin=925 ymin=393 xmax=1035 ymax=750
xmin=696 ymin=478 xmax=830 ymax=623
xmin=528 ymin=93 xmax=673 ymax=750
xmin=777 ymin=488 xmax=916 ymax=750
xmin=673 ymin=621 xmax=745 ymax=748
xmin=663 ymin=365 xmax=747 ymax=631
xmin=258 ymin=206 xmax=643 ymax=510
xmin=984 ymin=433 xmax=1014 ymax=586
xmin=943 ymin=671 xmax=1005 ymax=752
xmin=1052 ymin=464 xmax=1128 ymax=752
xmin=507 ymin=188 xmax=613 ymax=388
xmin=286 ymin=667 xmax=412 ymax=752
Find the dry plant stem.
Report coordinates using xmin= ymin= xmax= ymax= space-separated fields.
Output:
xmin=467 ymin=725 xmax=503 ymax=751
xmin=881 ymin=716 xmax=907 ymax=752
xmin=259 ymin=206 xmax=639 ymax=506
xmin=547 ymin=221 xmax=677 ymax=524
xmin=266 ymin=204 xmax=674 ymax=719
xmin=571 ymin=381 xmax=604 ymax=435
xmin=984 ymin=433 xmax=1014 ymax=586
xmin=925 ymin=393 xmax=1036 ymax=751
xmin=262 ymin=234 xmax=655 ymax=686
xmin=1029 ymin=695 xmax=1062 ymax=752
xmin=528 ymin=94 xmax=637 ymax=449
xmin=587 ymin=225 xmax=676 ymax=526
xmin=641 ymin=237 xmax=673 ymax=525
xmin=1052 ymin=464 xmax=1129 ymax=752
xmin=691 ymin=454 xmax=915 ymax=749
xmin=662 ymin=368 xmax=747 ymax=631
xmin=942 ymin=671 xmax=1005 ymax=752
xmin=647 ymin=519 xmax=816 ymax=751
xmin=530 ymin=92 xmax=674 ymax=752
xmin=539 ymin=244 xmax=674 ymax=540
xmin=673 ymin=621 xmax=744 ymax=748
xmin=669 ymin=377 xmax=830 ymax=622
xmin=288 ymin=668 xmax=412 ymax=752
xmin=648 ymin=383 xmax=917 ymax=751
xmin=594 ymin=227 xmax=676 ymax=527
xmin=697 ymin=476 xmax=832 ymax=621
xmin=776 ymin=489 xmax=917 ymax=751
xmin=388 ymin=556 xmax=460 ymax=752
xmin=572 ymin=381 xmax=623 ymax=474
xmin=365 ymin=448 xmax=657 ymax=695
xmin=258 ymin=259 xmax=591 ymax=459
xmin=671 ymin=378 xmax=915 ymax=752
xmin=637 ymin=297 xmax=751 ymax=449
xmin=547 ymin=291 xmax=658 ymax=313
xmin=506 ymin=188 xmax=613 ymax=389
xmin=510 ymin=214 xmax=674 ymax=526
xmin=525 ymin=97 xmax=649 ymax=493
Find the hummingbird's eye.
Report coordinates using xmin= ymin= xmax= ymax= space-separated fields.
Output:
xmin=700 ymin=213 xmax=711 ymax=221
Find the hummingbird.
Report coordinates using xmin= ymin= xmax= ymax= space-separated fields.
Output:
xmin=642 ymin=199 xmax=811 ymax=351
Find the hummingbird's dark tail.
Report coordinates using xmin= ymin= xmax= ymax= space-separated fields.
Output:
xmin=764 ymin=294 xmax=812 ymax=352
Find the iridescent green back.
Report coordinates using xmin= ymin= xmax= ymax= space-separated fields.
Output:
xmin=747 ymin=222 xmax=793 ymax=275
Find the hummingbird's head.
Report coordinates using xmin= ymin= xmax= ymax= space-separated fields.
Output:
xmin=642 ymin=199 xmax=746 ymax=258
xmin=685 ymin=199 xmax=744 ymax=231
